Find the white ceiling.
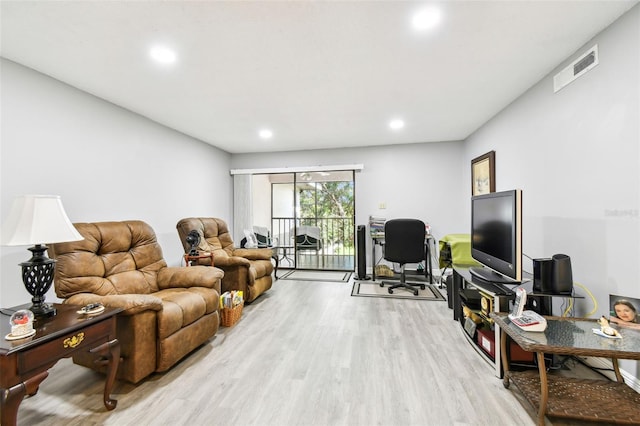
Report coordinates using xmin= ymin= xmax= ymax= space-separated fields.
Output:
xmin=1 ymin=1 xmax=636 ymax=154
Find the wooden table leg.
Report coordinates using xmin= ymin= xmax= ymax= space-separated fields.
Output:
xmin=612 ymin=358 xmax=624 ymax=383
xmin=536 ymin=351 xmax=548 ymax=426
xmin=1 ymin=371 xmax=49 ymax=426
xmin=500 ymin=327 xmax=510 ymax=388
xmin=90 ymin=339 xmax=120 ymax=410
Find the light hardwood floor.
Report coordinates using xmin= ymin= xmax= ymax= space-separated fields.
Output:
xmin=16 ymin=278 xmax=585 ymax=425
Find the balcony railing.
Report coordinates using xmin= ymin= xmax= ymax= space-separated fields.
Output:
xmin=272 ymin=217 xmax=354 ymax=271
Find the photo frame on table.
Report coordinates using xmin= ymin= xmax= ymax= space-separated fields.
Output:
xmin=609 ymin=294 xmax=640 ymax=324
xmin=471 ymin=150 xmax=495 ymax=196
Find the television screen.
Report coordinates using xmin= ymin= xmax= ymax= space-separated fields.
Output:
xmin=470 ymin=189 xmax=522 ymax=283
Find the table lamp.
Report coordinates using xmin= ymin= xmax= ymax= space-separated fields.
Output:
xmin=1 ymin=195 xmax=83 ymax=318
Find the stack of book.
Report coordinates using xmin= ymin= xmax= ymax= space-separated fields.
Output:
xmin=369 ymin=216 xmax=386 ymax=238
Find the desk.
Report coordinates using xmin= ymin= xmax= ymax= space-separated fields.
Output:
xmin=491 ymin=314 xmax=640 ymax=425
xmin=1 ymin=303 xmax=121 ymax=426
xmin=371 ymin=234 xmax=435 ymax=283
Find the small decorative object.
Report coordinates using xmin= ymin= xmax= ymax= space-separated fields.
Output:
xmin=592 ymin=315 xmax=622 ymax=339
xmin=6 ymin=309 xmax=36 ymax=340
xmin=0 ymin=195 xmax=83 ymax=319
xmin=77 ymin=303 xmax=105 ymax=315
xmin=471 ymin=151 xmax=496 ymax=196
xmin=599 ymin=316 xmax=620 ymax=336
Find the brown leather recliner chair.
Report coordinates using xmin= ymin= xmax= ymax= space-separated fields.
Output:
xmin=49 ymin=220 xmax=224 ymax=384
xmin=176 ymin=217 xmax=273 ymax=303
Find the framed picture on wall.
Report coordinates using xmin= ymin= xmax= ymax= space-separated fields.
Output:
xmin=471 ymin=151 xmax=495 ymax=196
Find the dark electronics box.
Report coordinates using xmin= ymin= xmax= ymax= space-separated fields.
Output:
xmin=476 ymin=329 xmax=533 ymax=363
xmin=459 ymin=289 xmax=482 ymax=310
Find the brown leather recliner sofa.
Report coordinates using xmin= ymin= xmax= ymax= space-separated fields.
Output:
xmin=49 ymin=220 xmax=224 ymax=384
xmin=176 ymin=217 xmax=273 ymax=303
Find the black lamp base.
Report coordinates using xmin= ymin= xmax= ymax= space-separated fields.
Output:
xmin=30 ymin=302 xmax=57 ymax=318
xmin=20 ymin=244 xmax=57 ymax=319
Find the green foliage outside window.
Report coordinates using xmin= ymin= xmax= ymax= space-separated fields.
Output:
xmin=298 ymin=181 xmax=354 ymax=254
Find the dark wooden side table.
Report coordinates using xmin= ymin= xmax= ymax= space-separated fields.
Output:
xmin=0 ymin=303 xmax=122 ymax=426
xmin=184 ymin=252 xmax=214 ymax=267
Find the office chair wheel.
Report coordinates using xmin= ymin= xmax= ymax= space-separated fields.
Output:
xmin=413 ymin=289 xmax=419 ymax=296
xmin=388 ymin=288 xmax=394 ymax=294
xmin=420 ymin=284 xmax=426 ymax=290
xmin=379 ymin=282 xmax=384 ymax=287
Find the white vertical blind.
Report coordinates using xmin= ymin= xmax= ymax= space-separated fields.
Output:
xmin=233 ymin=174 xmax=252 ymax=243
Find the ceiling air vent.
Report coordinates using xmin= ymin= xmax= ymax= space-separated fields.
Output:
xmin=553 ymin=44 xmax=599 ymax=93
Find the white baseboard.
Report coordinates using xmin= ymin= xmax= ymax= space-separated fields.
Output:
xmin=578 ymin=356 xmax=640 ymax=393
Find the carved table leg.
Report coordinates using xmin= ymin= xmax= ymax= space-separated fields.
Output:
xmin=536 ymin=351 xmax=548 ymax=426
xmin=90 ymin=339 xmax=120 ymax=410
xmin=1 ymin=371 xmax=49 ymax=426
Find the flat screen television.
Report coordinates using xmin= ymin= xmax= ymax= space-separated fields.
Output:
xmin=470 ymin=189 xmax=522 ymax=283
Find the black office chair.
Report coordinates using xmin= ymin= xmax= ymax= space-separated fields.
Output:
xmin=380 ymin=218 xmax=426 ymax=295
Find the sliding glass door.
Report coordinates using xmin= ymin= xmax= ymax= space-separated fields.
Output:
xmin=259 ymin=171 xmax=354 ymax=271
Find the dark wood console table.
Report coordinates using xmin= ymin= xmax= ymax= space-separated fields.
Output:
xmin=491 ymin=313 xmax=640 ymax=425
xmin=1 ymin=303 xmax=122 ymax=426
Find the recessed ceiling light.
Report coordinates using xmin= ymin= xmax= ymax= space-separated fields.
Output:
xmin=259 ymin=129 xmax=273 ymax=139
xmin=412 ymin=6 xmax=442 ymax=31
xmin=149 ymin=46 xmax=177 ymax=64
xmin=389 ymin=119 xmax=405 ymax=130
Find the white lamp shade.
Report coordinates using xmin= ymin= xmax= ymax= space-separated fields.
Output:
xmin=1 ymin=195 xmax=83 ymax=246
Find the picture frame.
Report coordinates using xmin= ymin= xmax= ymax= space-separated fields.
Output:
xmin=471 ymin=150 xmax=495 ymax=196
xmin=609 ymin=294 xmax=640 ymax=324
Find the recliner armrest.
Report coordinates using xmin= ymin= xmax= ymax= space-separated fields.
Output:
xmin=232 ymin=248 xmax=273 ymax=261
xmin=64 ymin=293 xmax=163 ymax=316
xmin=157 ymin=266 xmax=224 ymax=291
xmin=214 ymin=255 xmax=252 ymax=267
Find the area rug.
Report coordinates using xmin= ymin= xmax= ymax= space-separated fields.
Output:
xmin=351 ymin=281 xmax=445 ymax=301
xmin=279 ymin=270 xmax=352 ymax=282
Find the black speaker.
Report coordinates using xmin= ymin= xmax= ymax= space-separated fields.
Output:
xmin=525 ymin=295 xmax=552 ymax=316
xmin=446 ymin=275 xmax=454 ymax=309
xmin=551 ymin=254 xmax=573 ymax=294
xmin=533 ymin=258 xmax=553 ymax=293
xmin=356 ymin=225 xmax=369 ymax=280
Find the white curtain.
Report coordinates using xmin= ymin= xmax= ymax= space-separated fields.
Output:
xmin=233 ymin=174 xmax=252 ymax=243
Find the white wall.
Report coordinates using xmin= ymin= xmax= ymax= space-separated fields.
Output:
xmin=0 ymin=59 xmax=233 ymax=308
xmin=231 ymin=141 xmax=467 ymax=268
xmin=464 ymin=6 xmax=639 ymax=376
